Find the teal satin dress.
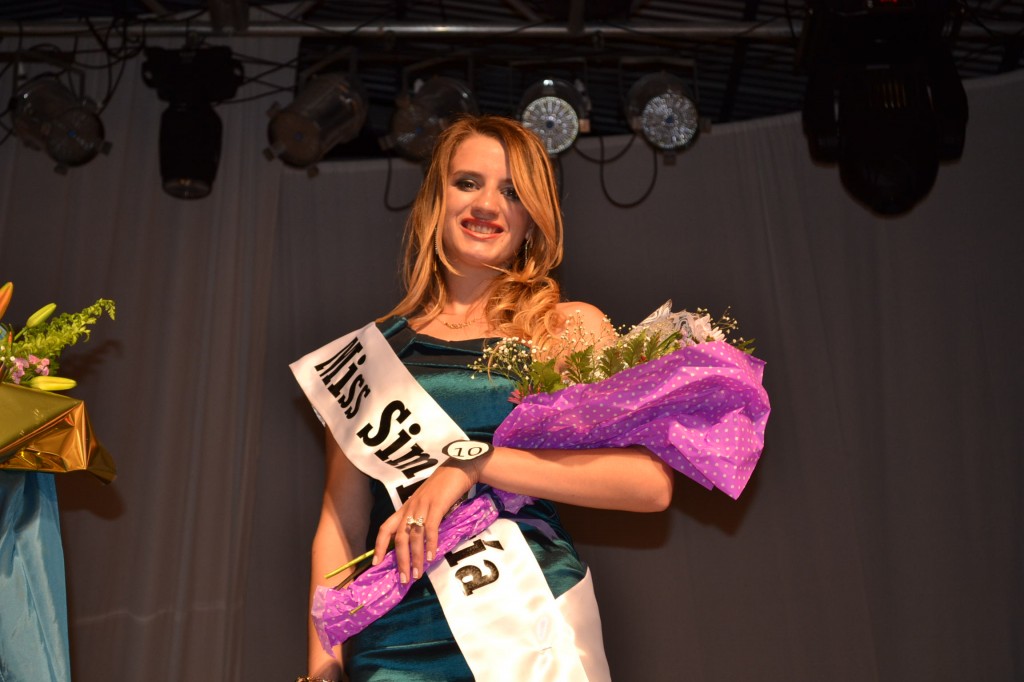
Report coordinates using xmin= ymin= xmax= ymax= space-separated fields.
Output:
xmin=343 ymin=317 xmax=587 ymax=681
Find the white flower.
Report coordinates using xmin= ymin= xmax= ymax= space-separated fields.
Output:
xmin=683 ymin=312 xmax=724 ymax=343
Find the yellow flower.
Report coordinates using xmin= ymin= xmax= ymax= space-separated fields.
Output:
xmin=27 ymin=375 xmax=77 ymax=391
xmin=25 ymin=302 xmax=57 ymax=328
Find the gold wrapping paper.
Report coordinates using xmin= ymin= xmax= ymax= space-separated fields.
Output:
xmin=0 ymin=383 xmax=116 ymax=483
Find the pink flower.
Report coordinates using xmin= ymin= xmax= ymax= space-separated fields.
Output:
xmin=29 ymin=355 xmax=50 ymax=376
xmin=10 ymin=357 xmax=28 ymax=384
xmin=507 ymin=389 xmax=522 ymax=405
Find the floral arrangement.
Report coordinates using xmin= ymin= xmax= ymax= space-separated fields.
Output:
xmin=471 ymin=300 xmax=755 ymax=402
xmin=0 ymin=281 xmax=116 ymax=391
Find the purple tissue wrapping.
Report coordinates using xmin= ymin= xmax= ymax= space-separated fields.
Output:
xmin=493 ymin=340 xmax=769 ymax=499
xmin=312 ymin=489 xmax=532 ymax=652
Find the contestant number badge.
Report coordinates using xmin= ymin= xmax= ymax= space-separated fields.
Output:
xmin=443 ymin=440 xmax=494 ymax=461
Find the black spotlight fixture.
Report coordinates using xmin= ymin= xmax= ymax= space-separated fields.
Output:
xmin=518 ymin=78 xmax=591 ymax=156
xmin=799 ymin=0 xmax=968 ymax=216
xmin=626 ymin=72 xmax=700 ymax=153
xmin=142 ymin=45 xmax=244 ymax=199
xmin=11 ymin=76 xmax=110 ymax=173
xmin=265 ymin=72 xmax=368 ymax=174
xmin=382 ymin=76 xmax=479 ymax=163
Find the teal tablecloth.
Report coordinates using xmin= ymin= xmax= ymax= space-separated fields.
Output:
xmin=0 ymin=471 xmax=71 ymax=681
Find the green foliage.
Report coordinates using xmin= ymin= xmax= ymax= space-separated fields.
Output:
xmin=526 ymin=358 xmax=566 ymax=395
xmin=2 ymin=298 xmax=116 ymax=382
xmin=471 ymin=304 xmax=753 ymax=401
xmin=596 ymin=330 xmax=682 ymax=379
xmin=563 ymin=346 xmax=597 ymax=385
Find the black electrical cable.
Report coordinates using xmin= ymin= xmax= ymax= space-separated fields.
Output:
xmin=596 ymin=135 xmax=659 ymax=209
xmin=219 ymin=83 xmax=294 ymax=105
xmin=252 ymin=4 xmax=393 ymax=38
xmin=383 ymin=155 xmax=419 ymax=212
xmin=573 ymin=133 xmax=638 ymax=164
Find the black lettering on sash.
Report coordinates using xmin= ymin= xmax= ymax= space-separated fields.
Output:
xmin=387 ymin=444 xmax=438 ymax=479
xmin=445 ymin=539 xmax=505 ymax=596
xmin=374 ymin=423 xmax=421 ymax=459
xmin=339 ymin=375 xmax=366 ymax=408
xmin=357 ymin=400 xmax=410 ymax=447
xmin=327 ymin=356 xmax=366 ymax=399
xmin=317 ymin=340 xmax=372 ymax=418
xmin=316 ymin=339 xmax=363 ymax=385
xmin=455 ymin=561 xmax=499 ymax=596
xmin=343 ymin=384 xmax=371 ymax=419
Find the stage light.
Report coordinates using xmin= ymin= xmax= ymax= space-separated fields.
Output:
xmin=518 ymin=78 xmax=590 ymax=156
xmin=142 ymin=45 xmax=244 ymax=199
xmin=265 ymin=73 xmax=368 ymax=172
xmin=382 ymin=76 xmax=479 ymax=162
xmin=799 ymin=0 xmax=967 ymax=215
xmin=11 ymin=77 xmax=110 ymax=173
xmin=626 ymin=72 xmax=700 ymax=151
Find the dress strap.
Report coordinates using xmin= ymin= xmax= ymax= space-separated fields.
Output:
xmin=376 ymin=315 xmax=408 ymax=339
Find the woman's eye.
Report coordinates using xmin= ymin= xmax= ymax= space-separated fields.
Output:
xmin=455 ymin=179 xmax=477 ymax=190
xmin=502 ymin=187 xmax=520 ymax=201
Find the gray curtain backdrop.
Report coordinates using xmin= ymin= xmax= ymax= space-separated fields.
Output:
xmin=0 ymin=33 xmax=1020 ymax=681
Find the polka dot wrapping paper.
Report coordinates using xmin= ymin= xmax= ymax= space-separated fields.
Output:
xmin=311 ymin=489 xmax=534 ymax=650
xmin=493 ymin=340 xmax=770 ymax=500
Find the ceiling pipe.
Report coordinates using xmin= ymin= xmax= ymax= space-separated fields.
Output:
xmin=0 ymin=19 xmax=1008 ymax=41
xmin=1 ymin=20 xmax=798 ymax=40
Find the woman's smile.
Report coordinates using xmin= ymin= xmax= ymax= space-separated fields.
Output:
xmin=462 ymin=218 xmax=504 ymax=236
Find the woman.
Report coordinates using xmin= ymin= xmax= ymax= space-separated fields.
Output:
xmin=303 ymin=115 xmax=674 ymax=681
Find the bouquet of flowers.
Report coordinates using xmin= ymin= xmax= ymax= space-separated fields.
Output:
xmin=0 ymin=281 xmax=116 ymax=390
xmin=481 ymin=301 xmax=768 ymax=499
xmin=310 ymin=301 xmax=770 ymax=651
xmin=0 ymin=281 xmax=117 ymax=481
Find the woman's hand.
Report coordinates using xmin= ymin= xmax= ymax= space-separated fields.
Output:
xmin=373 ymin=457 xmax=485 ymax=584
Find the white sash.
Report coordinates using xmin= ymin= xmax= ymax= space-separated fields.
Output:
xmin=291 ymin=322 xmax=610 ymax=681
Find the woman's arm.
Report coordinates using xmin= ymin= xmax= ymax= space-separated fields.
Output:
xmin=308 ymin=428 xmax=372 ymax=680
xmin=373 ymin=300 xmax=674 ymax=584
xmin=373 ymin=443 xmax=674 ymax=583
xmin=478 ymin=444 xmax=674 ymax=511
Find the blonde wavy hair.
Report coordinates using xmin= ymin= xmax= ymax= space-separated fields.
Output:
xmin=384 ymin=115 xmax=565 ymax=348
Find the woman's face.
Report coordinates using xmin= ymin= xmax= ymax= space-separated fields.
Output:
xmin=441 ymin=134 xmax=533 ymax=275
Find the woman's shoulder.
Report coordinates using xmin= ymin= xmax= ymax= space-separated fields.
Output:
xmin=553 ymin=301 xmax=614 ymax=337
xmin=555 ymin=300 xmax=607 ymax=324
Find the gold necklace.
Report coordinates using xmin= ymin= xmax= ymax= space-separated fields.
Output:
xmin=440 ymin=318 xmax=482 ymax=330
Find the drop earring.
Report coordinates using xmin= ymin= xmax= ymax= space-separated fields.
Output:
xmin=433 ymin=228 xmax=442 ymax=273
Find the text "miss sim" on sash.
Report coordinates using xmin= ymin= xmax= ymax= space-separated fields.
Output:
xmin=315 ymin=337 xmax=438 ymax=503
